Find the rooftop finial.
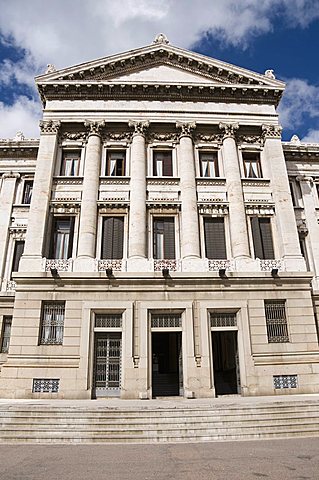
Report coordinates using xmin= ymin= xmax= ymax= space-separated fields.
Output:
xmin=46 ymin=64 xmax=56 ymax=74
xmin=153 ymin=33 xmax=169 ymax=45
xmin=290 ymin=134 xmax=301 ymax=145
xmin=264 ymin=69 xmax=276 ymax=79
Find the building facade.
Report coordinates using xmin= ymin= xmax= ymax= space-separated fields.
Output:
xmin=0 ymin=34 xmax=318 ymax=399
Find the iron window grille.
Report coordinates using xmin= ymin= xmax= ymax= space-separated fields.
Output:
xmin=1 ymin=316 xmax=12 ymax=353
xmin=39 ymin=302 xmax=65 ymax=345
xmin=95 ymin=314 xmax=122 ymax=328
xmin=151 ymin=314 xmax=181 ymax=328
xmin=273 ymin=375 xmax=297 ymax=389
xmin=264 ymin=300 xmax=289 ymax=343
xmin=210 ymin=312 xmax=237 ymax=328
xmin=32 ymin=378 xmax=60 ymax=393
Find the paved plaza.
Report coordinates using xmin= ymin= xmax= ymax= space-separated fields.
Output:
xmin=0 ymin=437 xmax=318 ymax=480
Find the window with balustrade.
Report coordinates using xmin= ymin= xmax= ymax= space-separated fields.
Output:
xmin=60 ymin=150 xmax=81 ymax=176
xmin=1 ymin=316 xmax=12 ymax=353
xmin=106 ymin=150 xmax=126 ymax=176
xmin=243 ymin=152 xmax=262 ymax=178
xmin=250 ymin=217 xmax=274 ymax=259
xmin=153 ymin=217 xmax=176 ymax=259
xmin=153 ymin=150 xmax=173 ymax=176
xmin=101 ymin=216 xmax=124 ymax=259
xmin=39 ymin=302 xmax=65 ymax=345
xmin=199 ymin=151 xmax=219 ymax=177
xmin=204 ymin=217 xmax=227 ymax=259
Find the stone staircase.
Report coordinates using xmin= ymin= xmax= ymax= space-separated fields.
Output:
xmin=1 ymin=396 xmax=319 ymax=444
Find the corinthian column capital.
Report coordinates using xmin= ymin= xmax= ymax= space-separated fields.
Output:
xmin=84 ymin=120 xmax=105 ymax=137
xmin=219 ymin=122 xmax=239 ymax=139
xmin=262 ymin=123 xmax=282 ymax=139
xmin=128 ymin=120 xmax=150 ymax=137
xmin=176 ymin=121 xmax=196 ymax=138
xmin=39 ymin=120 xmax=61 ymax=135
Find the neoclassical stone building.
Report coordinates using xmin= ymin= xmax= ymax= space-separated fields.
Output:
xmin=0 ymin=34 xmax=318 ymax=399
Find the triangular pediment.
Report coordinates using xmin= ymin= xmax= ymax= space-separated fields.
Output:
xmin=37 ymin=40 xmax=284 ymax=89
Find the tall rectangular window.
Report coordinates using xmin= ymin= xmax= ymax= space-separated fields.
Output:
xmin=22 ymin=181 xmax=33 ymax=204
xmin=12 ymin=240 xmax=25 ymax=274
xmin=153 ymin=217 xmax=175 ymax=259
xmin=264 ymin=300 xmax=289 ymax=343
xmin=50 ymin=217 xmax=74 ymax=259
xmin=101 ymin=216 xmax=124 ymax=259
xmin=39 ymin=302 xmax=65 ymax=345
xmin=153 ymin=151 xmax=173 ymax=176
xmin=106 ymin=151 xmax=126 ymax=176
xmin=199 ymin=152 xmax=219 ymax=177
xmin=1 ymin=316 xmax=12 ymax=353
xmin=204 ymin=217 xmax=227 ymax=259
xmin=243 ymin=152 xmax=262 ymax=178
xmin=60 ymin=150 xmax=80 ymax=176
xmin=251 ymin=217 xmax=274 ymax=259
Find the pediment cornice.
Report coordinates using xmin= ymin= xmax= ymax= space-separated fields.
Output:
xmin=36 ymin=42 xmax=285 ymax=106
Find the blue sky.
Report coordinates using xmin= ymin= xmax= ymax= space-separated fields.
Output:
xmin=0 ymin=0 xmax=318 ymax=141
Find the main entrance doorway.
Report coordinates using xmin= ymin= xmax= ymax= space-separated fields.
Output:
xmin=152 ymin=332 xmax=182 ymax=397
xmin=212 ymin=331 xmax=240 ymax=395
xmin=93 ymin=333 xmax=121 ymax=398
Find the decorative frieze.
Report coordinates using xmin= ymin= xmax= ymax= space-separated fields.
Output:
xmin=259 ymin=258 xmax=283 ymax=271
xmin=39 ymin=120 xmax=61 ymax=135
xmin=154 ymin=259 xmax=181 ymax=272
xmin=237 ymin=135 xmax=262 ymax=145
xmin=148 ymin=132 xmax=178 ymax=142
xmin=103 ymin=131 xmax=132 ymax=142
xmin=9 ymin=226 xmax=27 ymax=240
xmin=44 ymin=258 xmax=73 ymax=272
xmin=100 ymin=178 xmax=130 ymax=185
xmin=97 ymin=259 xmax=124 ymax=272
xmin=2 ymin=172 xmax=20 ymax=180
xmin=245 ymin=204 xmax=275 ymax=215
xmin=208 ymin=259 xmax=234 ymax=272
xmin=50 ymin=202 xmax=80 ymax=214
xmin=60 ymin=131 xmax=87 ymax=142
xmin=194 ymin=133 xmax=223 ymax=144
xmin=198 ymin=203 xmax=229 ymax=215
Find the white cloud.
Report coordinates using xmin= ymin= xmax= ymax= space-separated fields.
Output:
xmin=301 ymin=129 xmax=319 ymax=143
xmin=0 ymin=96 xmax=41 ymax=139
xmin=278 ymin=79 xmax=319 ymax=132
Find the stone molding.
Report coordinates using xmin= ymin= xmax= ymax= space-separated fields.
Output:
xmin=195 ymin=133 xmax=223 ymax=144
xmin=237 ymin=134 xmax=263 ymax=145
xmin=297 ymin=219 xmax=308 ymax=237
xmin=219 ymin=122 xmax=239 ymax=139
xmin=61 ymin=131 xmax=87 ymax=142
xmin=9 ymin=226 xmax=27 ymax=239
xmin=296 ymin=175 xmax=314 ymax=184
xmin=2 ymin=172 xmax=20 ymax=180
xmin=128 ymin=120 xmax=150 ymax=136
xmin=39 ymin=120 xmax=61 ymax=135
xmin=261 ymin=124 xmax=282 ymax=139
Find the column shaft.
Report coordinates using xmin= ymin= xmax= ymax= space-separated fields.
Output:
xmin=128 ymin=129 xmax=147 ymax=259
xmin=221 ymin=127 xmax=250 ymax=259
xmin=20 ymin=121 xmax=60 ymax=272
xmin=76 ymin=127 xmax=102 ymax=263
xmin=179 ymin=134 xmax=200 ymax=259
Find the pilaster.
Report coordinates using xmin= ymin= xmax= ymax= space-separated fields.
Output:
xmin=262 ymin=124 xmax=305 ymax=271
xmin=19 ymin=120 xmax=60 ymax=272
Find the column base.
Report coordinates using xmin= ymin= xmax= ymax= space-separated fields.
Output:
xmin=73 ymin=256 xmax=96 ymax=272
xmin=19 ymin=255 xmax=44 ymax=272
xmin=126 ymin=257 xmax=152 ymax=272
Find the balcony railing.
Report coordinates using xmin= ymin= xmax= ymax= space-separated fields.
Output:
xmin=6 ymin=280 xmax=16 ymax=292
xmin=259 ymin=259 xmax=283 ymax=272
xmin=153 ymin=259 xmax=181 ymax=272
xmin=45 ymin=259 xmax=73 ymax=272
xmin=97 ymin=259 xmax=124 ymax=272
xmin=208 ymin=259 xmax=234 ymax=272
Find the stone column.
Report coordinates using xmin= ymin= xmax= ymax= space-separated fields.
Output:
xmin=0 ymin=173 xmax=20 ymax=286
xmin=20 ymin=120 xmax=60 ymax=272
xmin=296 ymin=175 xmax=319 ymax=281
xmin=127 ymin=121 xmax=149 ymax=272
xmin=262 ymin=124 xmax=305 ymax=271
xmin=219 ymin=123 xmax=251 ymax=268
xmin=177 ymin=122 xmax=201 ymax=271
xmin=74 ymin=121 xmax=104 ymax=272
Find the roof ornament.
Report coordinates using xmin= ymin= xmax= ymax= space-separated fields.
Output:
xmin=46 ymin=64 xmax=57 ymax=74
xmin=290 ymin=134 xmax=301 ymax=145
xmin=264 ymin=69 xmax=276 ymax=79
xmin=13 ymin=131 xmax=25 ymax=141
xmin=153 ymin=33 xmax=169 ymax=45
